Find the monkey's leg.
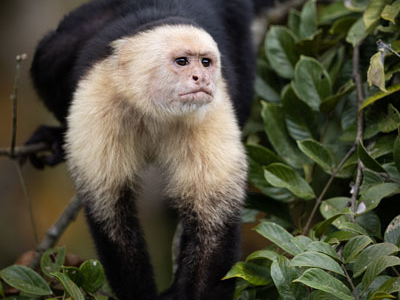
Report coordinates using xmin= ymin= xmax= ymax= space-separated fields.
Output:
xmin=161 ymin=211 xmax=242 ymax=300
xmin=82 ymin=186 xmax=157 ymax=300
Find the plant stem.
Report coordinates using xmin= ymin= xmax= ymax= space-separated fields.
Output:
xmin=303 ymin=145 xmax=356 ymax=235
xmin=350 ymin=41 xmax=365 ymax=220
xmin=29 ymin=196 xmax=82 ymax=270
xmin=10 ymin=54 xmax=27 ymax=158
xmin=0 ymin=142 xmax=49 ymax=157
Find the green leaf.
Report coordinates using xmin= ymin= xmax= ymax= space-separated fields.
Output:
xmin=346 ymin=0 xmax=370 ymax=12
xmin=325 ymin=231 xmax=359 ymax=244
xmin=356 ymin=211 xmax=382 ymax=238
xmin=367 ymin=52 xmax=387 ymax=92
xmin=246 ymin=249 xmax=280 ymax=262
xmin=320 ymin=197 xmax=351 ymax=226
xmin=394 ymin=136 xmax=400 ymax=174
xmin=376 ymin=276 xmax=400 ymax=294
xmin=79 ymin=260 xmax=105 ymax=294
xmin=357 ymin=140 xmax=386 ymax=173
xmin=360 ymin=83 xmax=400 ymax=110
xmin=52 ymin=272 xmax=84 ymax=300
xmin=362 ymin=256 xmax=400 ymax=289
xmin=297 ymin=139 xmax=334 ymax=172
xmin=0 ymin=265 xmax=52 ymax=296
xmin=40 ymin=246 xmax=66 ymax=278
xmin=368 ymin=291 xmax=396 ymax=299
xmin=363 ymin=0 xmax=390 ymax=30
xmin=342 ymin=235 xmax=373 ymax=263
xmin=264 ymin=163 xmax=315 ymax=200
xmin=329 ymin=17 xmax=358 ymax=35
xmin=294 ymin=268 xmax=354 ymax=300
xmin=353 ymin=243 xmax=399 ymax=277
xmin=299 ymin=0 xmax=318 ymax=40
xmin=384 ymin=215 xmax=400 ymax=246
xmin=271 ymin=256 xmax=306 ymax=300
xmin=291 ymin=235 xmax=312 ymax=251
xmin=292 ymin=56 xmax=332 ymax=111
xmin=261 ymin=102 xmax=306 ymax=168
xmin=320 ymin=80 xmax=355 ymax=113
xmin=338 ymin=222 xmax=370 ymax=235
xmin=346 ymin=18 xmax=367 ymax=46
xmin=309 ymin=290 xmax=342 ymax=300
xmin=292 ymin=251 xmax=345 ymax=276
xmin=246 ymin=144 xmax=283 ymax=166
xmin=306 ymin=241 xmax=341 ymax=261
xmin=361 ymin=183 xmax=400 ymax=212
xmin=288 ymin=9 xmax=301 ymax=36
xmin=319 ymin=1 xmax=353 ymax=24
xmin=254 ymin=76 xmax=280 ymax=102
xmin=378 ymin=104 xmax=400 ymax=133
xmin=223 ymin=262 xmax=270 ymax=286
xmin=62 ymin=267 xmax=84 ymax=287
xmin=381 ymin=0 xmax=400 ymax=24
xmin=313 ymin=214 xmax=351 ymax=238
xmin=265 ymin=26 xmax=299 ymax=79
xmin=254 ymin=221 xmax=301 ymax=256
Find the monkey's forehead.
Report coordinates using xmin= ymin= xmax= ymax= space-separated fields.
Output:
xmin=120 ymin=25 xmax=220 ymax=57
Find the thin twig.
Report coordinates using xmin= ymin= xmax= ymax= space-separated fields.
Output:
xmin=10 ymin=54 xmax=27 ymax=158
xmin=15 ymin=161 xmax=38 ymax=244
xmin=377 ymin=39 xmax=400 ymax=59
xmin=29 ymin=196 xmax=82 ymax=270
xmin=0 ymin=142 xmax=49 ymax=157
xmin=303 ymin=145 xmax=357 ymax=235
xmin=338 ymin=247 xmax=360 ymax=300
xmin=350 ymin=41 xmax=365 ymax=220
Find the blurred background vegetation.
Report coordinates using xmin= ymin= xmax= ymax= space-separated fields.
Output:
xmin=0 ymin=0 xmax=267 ymax=291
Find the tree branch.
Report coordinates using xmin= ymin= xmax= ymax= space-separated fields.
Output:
xmin=0 ymin=143 xmax=49 ymax=158
xmin=350 ymin=41 xmax=365 ymax=219
xmin=29 ymin=196 xmax=82 ymax=270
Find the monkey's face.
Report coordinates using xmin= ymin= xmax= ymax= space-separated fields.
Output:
xmin=114 ymin=25 xmax=221 ymax=118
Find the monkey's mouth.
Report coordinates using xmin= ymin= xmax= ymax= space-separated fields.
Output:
xmin=179 ymin=88 xmax=212 ymax=98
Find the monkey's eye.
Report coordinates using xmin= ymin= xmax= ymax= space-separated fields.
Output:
xmin=201 ymin=58 xmax=211 ymax=67
xmin=175 ymin=57 xmax=189 ymax=66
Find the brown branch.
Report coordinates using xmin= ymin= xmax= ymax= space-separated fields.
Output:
xmin=29 ymin=196 xmax=82 ymax=270
xmin=303 ymin=145 xmax=357 ymax=235
xmin=0 ymin=142 xmax=49 ymax=157
xmin=338 ymin=247 xmax=360 ymax=300
xmin=350 ymin=41 xmax=365 ymax=220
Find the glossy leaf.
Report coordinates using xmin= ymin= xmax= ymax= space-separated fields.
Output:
xmin=353 ymin=243 xmax=399 ymax=277
xmin=361 ymin=183 xmax=400 ymax=212
xmin=297 ymin=139 xmax=334 ymax=172
xmin=378 ymin=104 xmax=400 ymax=133
xmin=246 ymin=144 xmax=283 ymax=166
xmin=261 ymin=102 xmax=306 ymax=168
xmin=342 ymin=235 xmax=373 ymax=263
xmin=299 ymin=0 xmax=318 ymax=40
xmin=264 ymin=163 xmax=315 ymax=200
xmin=0 ymin=265 xmax=52 ymax=296
xmin=346 ymin=18 xmax=367 ymax=46
xmin=254 ymin=221 xmax=301 ymax=256
xmin=358 ymin=140 xmax=386 ymax=173
xmin=363 ymin=0 xmax=390 ymax=29
xmin=79 ymin=260 xmax=105 ymax=294
xmin=291 ymin=235 xmax=312 ymax=251
xmin=291 ymin=251 xmax=344 ymax=276
xmin=367 ymin=51 xmax=386 ymax=92
xmin=293 ymin=268 xmax=354 ymax=300
xmin=292 ymin=56 xmax=332 ymax=111
xmin=223 ymin=262 xmax=270 ymax=286
xmin=362 ymin=256 xmax=400 ymax=289
xmin=360 ymin=83 xmax=400 ymax=110
xmin=320 ymin=80 xmax=355 ymax=113
xmin=62 ymin=267 xmax=84 ymax=287
xmin=271 ymin=256 xmax=306 ymax=300
xmin=306 ymin=241 xmax=341 ymax=261
xmin=384 ymin=215 xmax=400 ymax=246
xmin=338 ymin=222 xmax=369 ymax=236
xmin=381 ymin=0 xmax=400 ymax=23
xmin=246 ymin=249 xmax=280 ymax=262
xmin=308 ymin=290 xmax=342 ymax=300
xmin=52 ymin=272 xmax=84 ymax=300
xmin=40 ymin=246 xmax=66 ymax=278
xmin=254 ymin=76 xmax=280 ymax=102
xmin=394 ymin=135 xmax=400 ymax=174
xmin=265 ymin=26 xmax=299 ymax=79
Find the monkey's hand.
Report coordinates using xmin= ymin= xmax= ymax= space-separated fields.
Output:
xmin=24 ymin=125 xmax=66 ymax=169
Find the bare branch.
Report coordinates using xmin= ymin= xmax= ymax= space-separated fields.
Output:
xmin=0 ymin=142 xmax=49 ymax=158
xmin=29 ymin=196 xmax=82 ymax=270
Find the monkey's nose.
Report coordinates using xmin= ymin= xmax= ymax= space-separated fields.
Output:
xmin=192 ymin=75 xmax=199 ymax=81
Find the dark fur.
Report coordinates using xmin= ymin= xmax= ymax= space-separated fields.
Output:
xmin=30 ymin=0 xmax=273 ymax=299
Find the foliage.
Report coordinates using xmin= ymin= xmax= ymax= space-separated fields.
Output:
xmin=0 ymin=247 xmax=110 ymax=300
xmin=234 ymin=0 xmax=400 ymax=299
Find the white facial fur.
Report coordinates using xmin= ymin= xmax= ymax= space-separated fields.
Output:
xmin=112 ymin=25 xmax=221 ymax=118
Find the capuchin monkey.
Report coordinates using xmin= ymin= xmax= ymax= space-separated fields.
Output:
xmin=28 ymin=0 xmax=273 ymax=299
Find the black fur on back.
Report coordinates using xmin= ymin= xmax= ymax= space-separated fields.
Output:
xmin=31 ymin=0 xmax=259 ymax=127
